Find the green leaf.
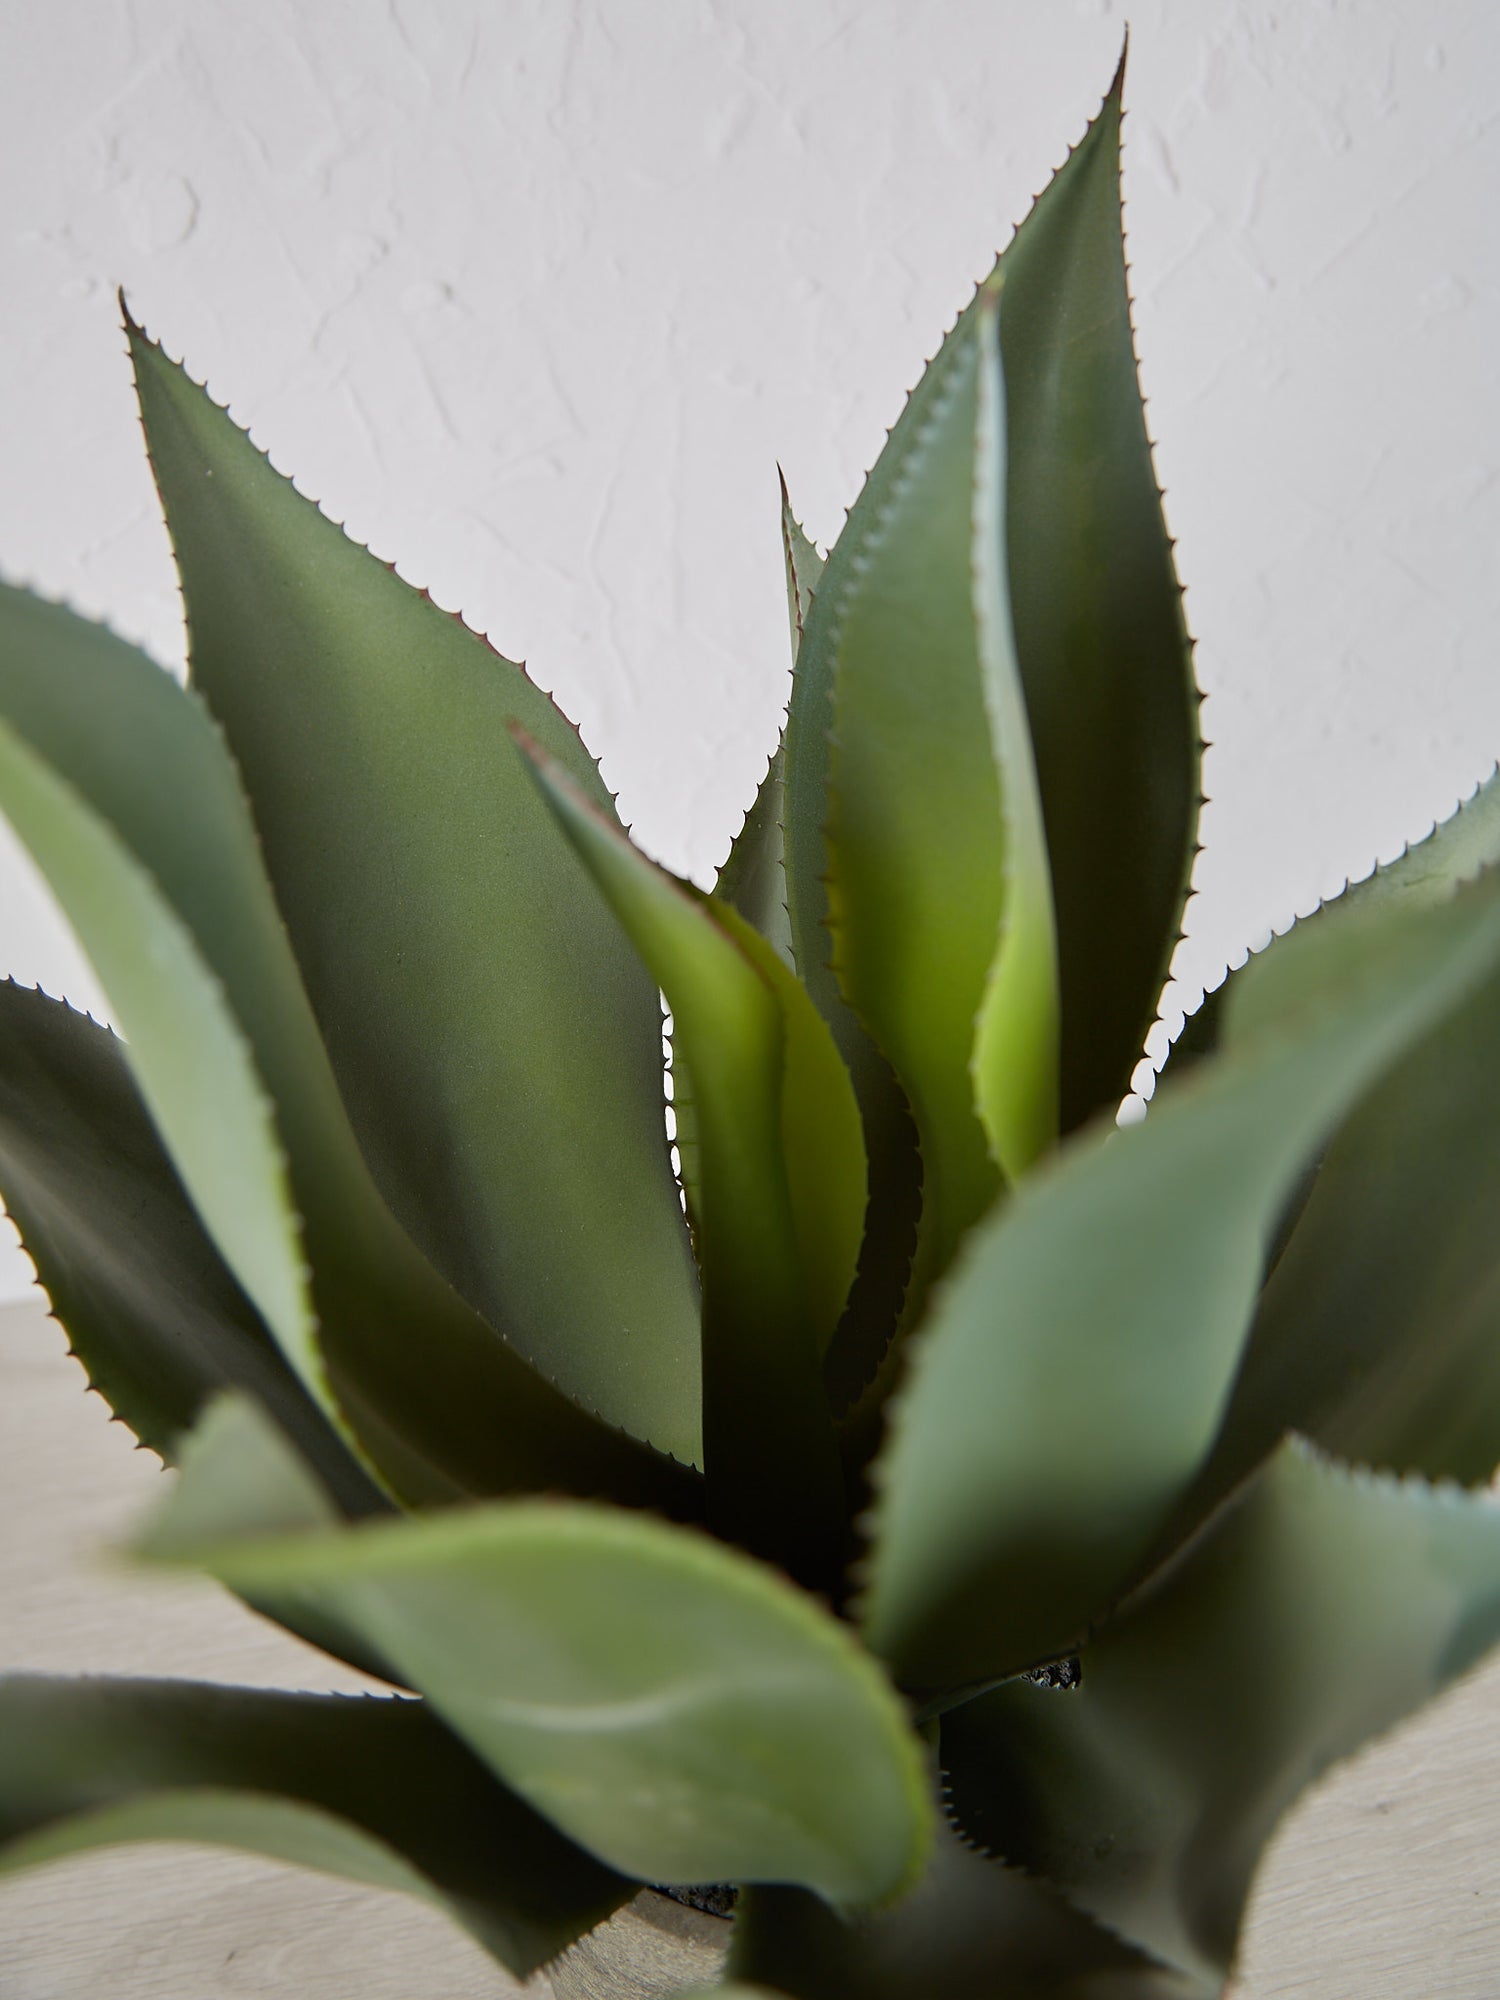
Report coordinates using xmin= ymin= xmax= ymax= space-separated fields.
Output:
xmin=969 ymin=290 xmax=1060 ymax=1182
xmin=1159 ymin=760 xmax=1500 ymax=1078
xmin=862 ymin=868 xmax=1500 ymax=1692
xmin=0 ymin=978 xmax=371 ymax=1513
xmin=0 ymin=986 xmax=388 ymax=1676
xmin=794 ymin=290 xmax=1056 ymax=1262
xmin=0 ymin=585 xmax=697 ymax=1517
xmin=1169 ymin=951 xmax=1500 ymax=1534
xmin=780 ymin=453 xmax=928 ymax=1425
xmin=518 ymin=740 xmax=863 ymax=1579
xmin=780 ymin=480 xmax=825 ymax=651
xmin=713 ymin=744 xmax=793 ymax=977
xmin=1339 ymin=760 xmax=1500 ymax=918
xmin=941 ymin=1440 xmax=1500 ymax=1987
xmin=140 ymin=1485 xmax=933 ymax=1910
xmin=1000 ymin=52 xmax=1198 ymax=1132
xmin=731 ymin=1825 xmax=1209 ymax=1999
xmin=1146 ymin=770 xmax=1500 ymax=1480
xmin=146 ymin=1393 xmax=401 ymax=1681
xmin=0 ymin=703 xmax=332 ymax=1448
xmin=793 ymin=305 xmax=1007 ymax=1287
xmin=126 ymin=313 xmax=701 ymax=1467
xmin=713 ymin=479 xmax=823 ymax=966
xmin=785 ymin=57 xmax=1197 ymax=1159
xmin=693 ymin=485 xmax=825 ymax=1230
xmin=0 ymin=1674 xmax=631 ymax=1977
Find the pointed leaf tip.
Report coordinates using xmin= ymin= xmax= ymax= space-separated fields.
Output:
xmin=993 ymin=52 xmax=1196 ymax=1135
xmin=1111 ymin=30 xmax=1129 ymax=99
xmin=127 ymin=326 xmax=704 ymax=1467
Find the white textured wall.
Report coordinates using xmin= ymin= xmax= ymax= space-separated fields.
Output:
xmin=2 ymin=2 xmax=1499 ymax=1994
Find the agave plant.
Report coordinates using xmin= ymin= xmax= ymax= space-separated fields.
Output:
xmin=5 ymin=52 xmax=1500 ymax=2000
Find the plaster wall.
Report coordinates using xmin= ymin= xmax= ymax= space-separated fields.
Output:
xmin=1 ymin=2 xmax=1498 ymax=1994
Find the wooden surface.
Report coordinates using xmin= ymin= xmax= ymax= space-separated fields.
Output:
xmin=4 ymin=1295 xmax=1500 ymax=1998
xmin=546 ymin=1894 xmax=727 ymax=1999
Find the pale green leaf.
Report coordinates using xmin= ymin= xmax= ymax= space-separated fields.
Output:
xmin=140 ymin=1481 xmax=932 ymax=1909
xmin=0 ymin=707 xmax=330 ymax=1449
xmin=807 ymin=309 xmax=1006 ymax=1285
xmin=969 ymin=288 xmax=1060 ymax=1182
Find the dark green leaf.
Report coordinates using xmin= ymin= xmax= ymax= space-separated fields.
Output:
xmin=732 ymin=1825 xmax=1209 ymax=1999
xmin=126 ymin=314 xmax=701 ymax=1467
xmin=863 ymin=869 xmax=1500 ymax=1691
xmin=780 ymin=482 xmax=824 ymax=650
xmin=1171 ymin=946 xmax=1500 ymax=1532
xmin=712 ymin=479 xmax=823 ymax=966
xmin=0 ymin=984 xmax=387 ymax=1675
xmin=0 ymin=702 xmax=331 ymax=1451
xmin=1001 ymin=53 xmax=1198 ymax=1132
xmin=712 ymin=743 xmax=793 ymax=986
xmin=0 ymin=1674 xmax=630 ymax=1977
xmin=942 ymin=1440 xmax=1500 ymax=1987
xmin=517 ymin=740 xmax=863 ymax=1579
xmin=0 ymin=584 xmax=697 ymax=1516
xmin=0 ymin=978 xmax=370 ymax=1513
xmin=141 ymin=1470 xmax=932 ymax=1909
xmin=1144 ymin=775 xmax=1500 ymax=1535
xmin=688 ymin=486 xmax=824 ymax=1248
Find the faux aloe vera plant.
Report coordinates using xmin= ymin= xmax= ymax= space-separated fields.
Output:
xmin=6 ymin=52 xmax=1500 ymax=1999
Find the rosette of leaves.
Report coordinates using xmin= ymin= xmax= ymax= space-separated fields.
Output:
xmin=5 ymin=54 xmax=1500 ymax=2000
